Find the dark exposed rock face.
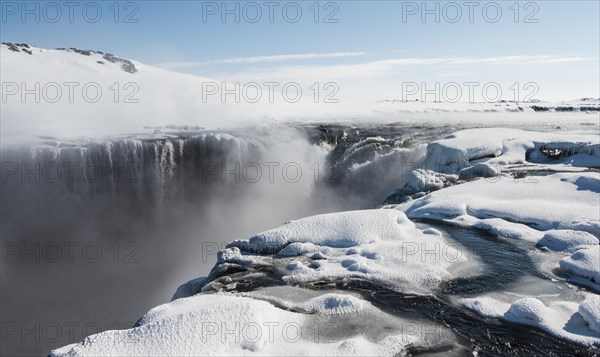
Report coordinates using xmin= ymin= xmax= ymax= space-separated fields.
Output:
xmin=2 ymin=42 xmax=32 ymax=54
xmin=101 ymin=52 xmax=138 ymax=73
xmin=531 ymin=105 xmax=600 ymax=112
xmin=60 ymin=47 xmax=92 ymax=56
xmin=2 ymin=42 xmax=137 ymax=74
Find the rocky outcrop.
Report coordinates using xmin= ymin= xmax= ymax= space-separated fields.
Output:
xmin=1 ymin=42 xmax=137 ymax=74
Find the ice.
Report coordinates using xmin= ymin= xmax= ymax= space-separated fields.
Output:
xmin=560 ymin=153 xmax=600 ymax=168
xmin=50 ymin=293 xmax=388 ymax=356
xmin=458 ymin=162 xmax=500 ymax=179
xmin=405 ymin=169 xmax=458 ymax=192
xmin=463 ymin=296 xmax=511 ymax=317
xmin=171 ymin=277 xmax=206 ymax=301
xmin=421 ymin=228 xmax=443 ymax=236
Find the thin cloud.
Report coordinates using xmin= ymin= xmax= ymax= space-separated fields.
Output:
xmin=377 ymin=55 xmax=588 ymax=66
xmin=436 ymin=72 xmax=476 ymax=77
xmin=213 ymin=55 xmax=592 ymax=82
xmin=157 ymin=52 xmax=367 ymax=69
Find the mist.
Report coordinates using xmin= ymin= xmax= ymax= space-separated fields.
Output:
xmin=0 ymin=123 xmax=430 ymax=356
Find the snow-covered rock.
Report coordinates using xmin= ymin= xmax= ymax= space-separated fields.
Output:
xmin=463 ymin=296 xmax=600 ymax=346
xmin=401 ymin=172 xmax=600 ymax=234
xmin=49 ymin=126 xmax=600 ymax=355
xmin=51 ymin=293 xmax=423 ymax=356
xmin=223 ymin=209 xmax=478 ymax=293
xmin=538 ymin=230 xmax=599 ymax=253
xmin=579 ymin=295 xmax=600 ymax=334
xmin=422 ymin=128 xmax=599 ymax=173
xmin=559 ymin=246 xmax=600 ymax=290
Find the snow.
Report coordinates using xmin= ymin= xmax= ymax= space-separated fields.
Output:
xmin=405 ymin=169 xmax=458 ymax=192
xmin=0 ymin=44 xmax=366 ymax=143
xmin=374 ymin=98 xmax=600 ymax=114
xmin=559 ymin=246 xmax=600 ymax=290
xmin=538 ymin=230 xmax=599 ymax=253
xmin=398 ymin=129 xmax=599 ymax=293
xmin=395 ymin=127 xmax=600 ymax=347
xmin=471 ymin=218 xmax=544 ymax=242
xmin=299 ymin=293 xmax=369 ymax=315
xmin=463 ymin=296 xmax=511 ymax=318
xmin=44 ymin=121 xmax=600 ymax=354
xmin=579 ymin=295 xmax=600 ymax=334
xmin=53 ymin=274 xmax=464 ymax=356
xmin=276 ymin=242 xmax=326 ymax=257
xmin=401 ymin=172 xmax=600 ymax=235
xmin=229 ymin=209 xmax=413 ymax=252
xmin=422 ymin=128 xmax=599 ymax=173
xmin=458 ymin=162 xmax=500 ymax=179
xmin=224 ymin=209 xmax=480 ymax=293
xmin=50 ymin=291 xmax=444 ymax=356
xmin=463 ymin=296 xmax=600 ymax=346
xmin=3 ymin=44 xmax=599 ymax=145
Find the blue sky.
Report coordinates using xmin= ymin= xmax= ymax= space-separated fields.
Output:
xmin=1 ymin=0 xmax=599 ymax=100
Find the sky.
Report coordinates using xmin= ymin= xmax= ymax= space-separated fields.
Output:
xmin=1 ymin=0 xmax=599 ymax=101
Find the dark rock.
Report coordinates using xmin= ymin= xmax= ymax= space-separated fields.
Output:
xmin=6 ymin=43 xmax=20 ymax=52
xmin=120 ymin=60 xmax=137 ymax=74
